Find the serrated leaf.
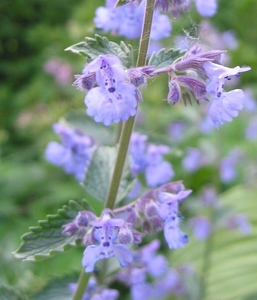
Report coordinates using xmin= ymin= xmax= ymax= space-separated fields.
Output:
xmin=83 ymin=146 xmax=136 ymax=204
xmin=172 ymin=186 xmax=257 ymax=300
xmin=0 ymin=286 xmax=28 ymax=300
xmin=13 ymin=200 xmax=91 ymax=261
xmin=65 ymin=35 xmax=133 ymax=68
xmin=148 ymin=48 xmax=185 ymax=69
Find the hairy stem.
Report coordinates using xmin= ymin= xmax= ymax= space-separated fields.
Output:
xmin=73 ymin=0 xmax=154 ymax=299
xmin=105 ymin=0 xmax=154 ymax=209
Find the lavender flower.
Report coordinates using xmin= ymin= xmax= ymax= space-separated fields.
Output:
xmin=129 ymin=133 xmax=174 ymax=188
xmin=82 ymin=210 xmax=133 ymax=272
xmin=136 ymin=181 xmax=191 ymax=249
xmin=80 ymin=55 xmax=137 ymax=126
xmin=189 ymin=216 xmax=212 ymax=240
xmin=94 ymin=0 xmax=171 ymax=41
xmin=182 ymin=148 xmax=203 ymax=172
xmin=219 ymin=149 xmax=243 ymax=183
xmin=194 ymin=0 xmax=218 ymax=17
xmin=45 ymin=124 xmax=95 ymax=181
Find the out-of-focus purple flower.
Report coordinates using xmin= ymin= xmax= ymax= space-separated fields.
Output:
xmin=45 ymin=124 xmax=95 ymax=181
xmin=243 ymin=88 xmax=257 ymax=113
xmin=94 ymin=0 xmax=171 ymax=41
xmin=208 ymin=89 xmax=245 ymax=128
xmin=226 ymin=214 xmax=251 ymax=235
xmin=200 ymin=115 xmax=215 ymax=134
xmin=145 ymin=144 xmax=174 ymax=187
xmin=44 ymin=58 xmax=73 ymax=85
xmin=200 ymin=185 xmax=218 ymax=207
xmin=69 ymin=277 xmax=119 ymax=300
xmin=82 ymin=210 xmax=133 ymax=272
xmin=245 ymin=117 xmax=257 ymax=140
xmin=189 ymin=216 xmax=212 ymax=240
xmin=168 ymin=120 xmax=186 ymax=142
xmin=182 ymin=148 xmax=203 ymax=173
xmin=221 ymin=30 xmax=238 ymax=50
xmin=194 ymin=0 xmax=218 ymax=17
xmin=150 ymin=10 xmax=172 ymax=40
xmin=129 ymin=133 xmax=174 ymax=188
xmin=80 ymin=55 xmax=137 ymax=126
xmin=219 ymin=149 xmax=243 ymax=183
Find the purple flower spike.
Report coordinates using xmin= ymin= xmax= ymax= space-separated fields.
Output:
xmin=83 ymin=55 xmax=137 ymax=126
xmin=82 ymin=212 xmax=133 ymax=272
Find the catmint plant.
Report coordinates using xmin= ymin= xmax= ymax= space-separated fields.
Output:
xmin=13 ymin=0 xmax=253 ymax=300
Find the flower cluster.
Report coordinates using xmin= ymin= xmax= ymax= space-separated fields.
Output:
xmin=117 ymin=240 xmax=186 ymax=300
xmin=94 ymin=0 xmax=171 ymax=41
xmin=62 ymin=181 xmax=191 ymax=273
xmin=45 ymin=123 xmax=95 ymax=181
xmin=160 ymin=45 xmax=251 ymax=128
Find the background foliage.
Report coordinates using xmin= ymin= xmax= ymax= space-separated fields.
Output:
xmin=1 ymin=0 xmax=257 ymax=299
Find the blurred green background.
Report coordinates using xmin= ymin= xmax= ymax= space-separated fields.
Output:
xmin=1 ymin=0 xmax=257 ymax=299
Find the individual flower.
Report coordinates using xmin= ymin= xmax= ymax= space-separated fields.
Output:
xmin=203 ymin=62 xmax=250 ymax=98
xmin=82 ymin=209 xmax=133 ymax=272
xmin=245 ymin=117 xmax=257 ymax=140
xmin=45 ymin=124 xmax=95 ymax=181
xmin=76 ymin=55 xmax=137 ymax=126
xmin=208 ymin=89 xmax=245 ymax=128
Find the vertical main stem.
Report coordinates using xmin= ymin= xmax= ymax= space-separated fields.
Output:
xmin=105 ymin=0 xmax=155 ymax=209
xmin=73 ymin=1 xmax=154 ymax=299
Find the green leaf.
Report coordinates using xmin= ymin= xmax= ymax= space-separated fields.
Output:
xmin=0 ymin=286 xmax=28 ymax=300
xmin=33 ymin=274 xmax=78 ymax=300
xmin=172 ymin=185 xmax=257 ymax=300
xmin=62 ymin=110 xmax=117 ymax=146
xmin=83 ymin=146 xmax=136 ymax=204
xmin=65 ymin=35 xmax=133 ymax=68
xmin=148 ymin=48 xmax=185 ymax=69
xmin=13 ymin=200 xmax=91 ymax=261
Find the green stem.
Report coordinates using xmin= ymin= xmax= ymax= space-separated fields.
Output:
xmin=73 ymin=0 xmax=155 ymax=298
xmin=105 ymin=0 xmax=155 ymax=209
xmin=72 ymin=268 xmax=90 ymax=300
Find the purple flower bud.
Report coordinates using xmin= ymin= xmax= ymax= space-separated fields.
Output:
xmin=73 ymin=73 xmax=96 ymax=91
xmin=177 ymin=76 xmax=207 ymax=102
xmin=226 ymin=214 xmax=251 ymax=235
xmin=167 ymin=79 xmax=181 ymax=105
xmin=62 ymin=210 xmax=97 ymax=238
